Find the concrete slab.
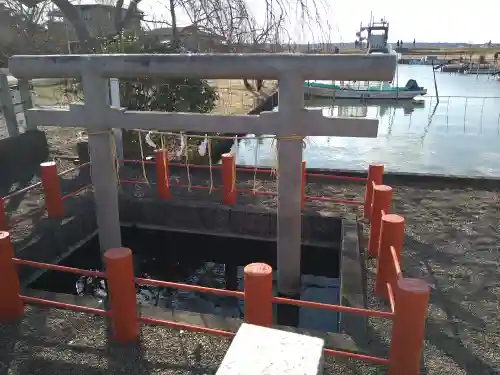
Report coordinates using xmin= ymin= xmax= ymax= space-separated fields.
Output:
xmin=216 ymin=323 xmax=324 ymax=375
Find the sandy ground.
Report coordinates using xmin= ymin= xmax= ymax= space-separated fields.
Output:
xmin=0 ymin=83 xmax=499 ymax=374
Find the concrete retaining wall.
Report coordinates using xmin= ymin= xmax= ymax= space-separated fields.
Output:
xmin=119 ymin=197 xmax=342 ymax=246
xmin=15 ymin=195 xmax=97 ymax=285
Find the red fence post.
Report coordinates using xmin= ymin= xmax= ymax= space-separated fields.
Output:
xmin=367 ymin=185 xmax=392 ymax=258
xmin=155 ymin=149 xmax=170 ymax=199
xmin=244 ymin=263 xmax=273 ymax=327
xmin=364 ymin=164 xmax=384 ymax=219
xmin=0 ymin=231 xmax=23 ymax=321
xmin=375 ymin=214 xmax=405 ymax=298
xmin=301 ymin=160 xmax=306 ymax=211
xmin=388 ymin=278 xmax=430 ymax=375
xmin=40 ymin=161 xmax=64 ymax=218
xmin=104 ymin=247 xmax=139 ymax=343
xmin=221 ymin=153 xmax=236 ymax=205
xmin=0 ymin=198 xmax=7 ymax=231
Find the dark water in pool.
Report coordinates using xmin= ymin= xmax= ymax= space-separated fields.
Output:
xmin=30 ymin=227 xmax=341 ymax=333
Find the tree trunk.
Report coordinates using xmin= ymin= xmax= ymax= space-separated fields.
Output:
xmin=169 ymin=0 xmax=179 ymax=48
xmin=49 ymin=0 xmax=95 ymax=52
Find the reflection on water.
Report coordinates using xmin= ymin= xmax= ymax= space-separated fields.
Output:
xmin=235 ymin=65 xmax=500 ymax=177
xmin=30 ymin=228 xmax=341 ymax=333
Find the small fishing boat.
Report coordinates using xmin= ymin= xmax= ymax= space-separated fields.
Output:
xmin=312 ymin=17 xmax=427 ymax=100
xmin=304 ymin=79 xmax=427 ymax=100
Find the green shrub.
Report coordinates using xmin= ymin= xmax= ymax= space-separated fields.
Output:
xmin=99 ymin=34 xmax=219 ymax=158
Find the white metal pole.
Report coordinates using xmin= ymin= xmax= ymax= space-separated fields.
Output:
xmin=109 ymin=78 xmax=124 ymax=164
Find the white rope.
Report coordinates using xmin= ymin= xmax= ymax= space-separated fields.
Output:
xmin=252 ymin=135 xmax=260 ymax=194
xmin=183 ymin=133 xmax=192 ymax=191
xmin=133 ymin=129 xmax=303 ymax=141
xmin=137 ymin=131 xmax=149 ymax=185
xmin=207 ymin=135 xmax=214 ymax=193
xmin=160 ymin=134 xmax=169 ymax=189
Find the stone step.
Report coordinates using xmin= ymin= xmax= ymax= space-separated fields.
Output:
xmin=216 ymin=323 xmax=325 ymax=375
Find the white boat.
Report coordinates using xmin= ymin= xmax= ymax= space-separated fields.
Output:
xmin=304 ymin=80 xmax=427 ymax=100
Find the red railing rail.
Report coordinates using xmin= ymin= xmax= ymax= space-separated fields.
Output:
xmin=0 ymin=162 xmax=91 ymax=231
xmin=0 ymin=228 xmax=429 ymax=374
xmin=1 ymin=157 xmax=379 ymax=232
xmin=121 ymin=153 xmax=375 ymax=214
xmin=365 ymin=186 xmax=431 ymax=375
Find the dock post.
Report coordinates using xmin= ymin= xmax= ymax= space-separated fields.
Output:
xmin=276 ymin=74 xmax=304 ymax=296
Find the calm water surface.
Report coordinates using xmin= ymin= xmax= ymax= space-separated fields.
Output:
xmin=235 ymin=65 xmax=500 ymax=177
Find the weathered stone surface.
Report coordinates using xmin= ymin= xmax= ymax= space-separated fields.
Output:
xmin=216 ymin=323 xmax=325 ymax=375
xmin=118 ymin=198 xmax=342 ymax=247
xmin=339 ymin=220 xmax=366 ymax=340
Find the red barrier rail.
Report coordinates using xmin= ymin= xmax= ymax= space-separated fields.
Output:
xmin=324 ymin=348 xmax=390 ymax=365
xmin=135 ymin=276 xmax=244 ymax=298
xmin=272 ymin=296 xmax=394 ymax=319
xmin=58 ymin=162 xmax=91 ymax=177
xmin=139 ymin=316 xmax=236 ymax=338
xmin=148 ymin=151 xmax=375 ymax=212
xmin=20 ymin=295 xmax=109 ymax=316
xmin=14 ymin=257 xmax=105 ymax=278
xmin=0 ymin=230 xmax=429 ymax=374
xmin=1 ymin=158 xmax=375 ymax=224
xmin=62 ymin=184 xmax=93 ymax=200
xmin=306 ymin=173 xmax=367 ymax=182
xmin=3 ymin=181 xmax=43 ymax=201
xmin=304 ymin=196 xmax=364 ymax=205
xmin=0 ymin=162 xmax=92 ymax=231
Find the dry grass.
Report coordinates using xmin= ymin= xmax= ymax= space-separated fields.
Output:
xmin=209 ymin=79 xmax=277 ymax=115
xmin=32 ymin=79 xmax=277 ymax=115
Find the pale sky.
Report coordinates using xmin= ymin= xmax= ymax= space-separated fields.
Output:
xmin=139 ymin=0 xmax=497 ymax=44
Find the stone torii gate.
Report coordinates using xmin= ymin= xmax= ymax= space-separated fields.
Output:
xmin=9 ymin=53 xmax=396 ymax=296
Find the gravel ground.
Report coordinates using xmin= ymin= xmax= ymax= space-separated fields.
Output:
xmin=3 ymin=162 xmax=498 ymax=375
xmin=0 ymin=304 xmax=385 ymax=375
xmin=1 ymin=118 xmax=499 ymax=374
xmin=120 ymin=168 xmax=500 ymax=375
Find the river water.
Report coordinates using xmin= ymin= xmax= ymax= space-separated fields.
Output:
xmin=235 ymin=65 xmax=500 ymax=177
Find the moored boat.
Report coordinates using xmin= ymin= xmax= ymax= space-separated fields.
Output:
xmin=304 ymin=79 xmax=427 ymax=100
xmin=335 ymin=17 xmax=426 ymax=100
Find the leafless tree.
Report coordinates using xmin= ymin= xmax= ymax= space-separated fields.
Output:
xmin=14 ymin=0 xmax=330 ymax=52
xmin=15 ymin=0 xmax=143 ymax=51
xmin=0 ymin=0 xmax=56 ymax=64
